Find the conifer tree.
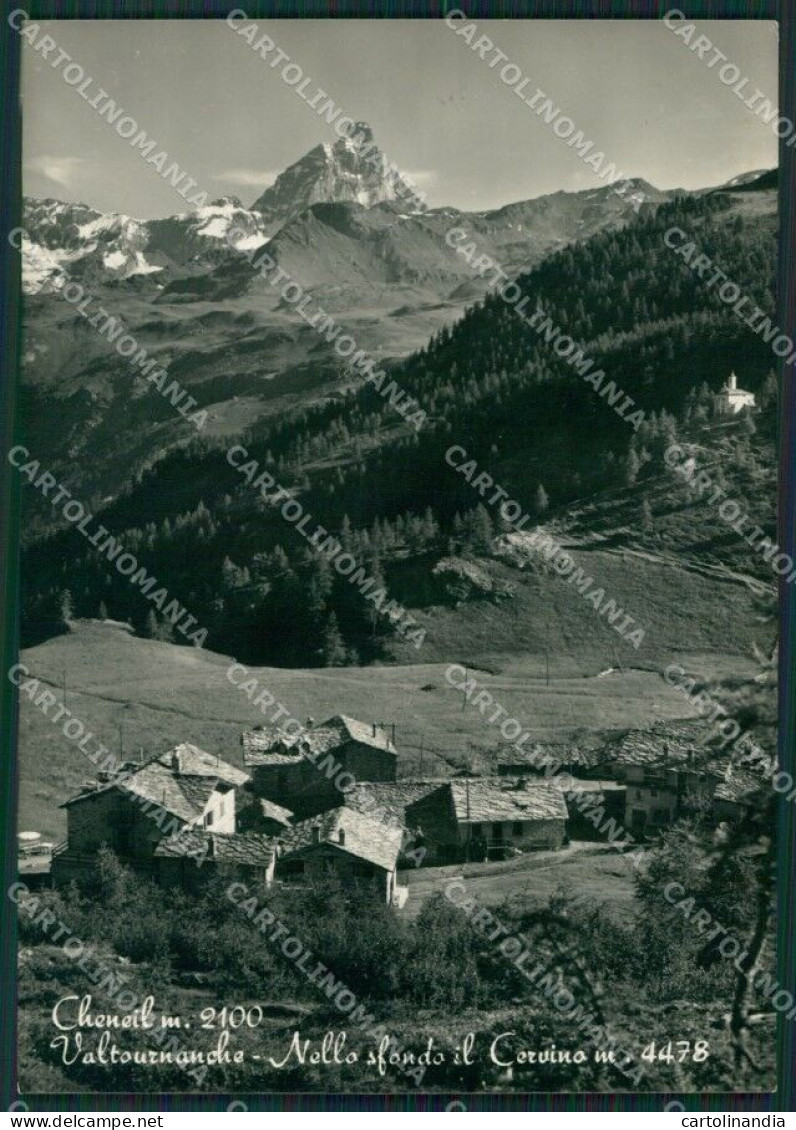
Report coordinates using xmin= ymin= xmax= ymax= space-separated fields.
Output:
xmin=625 ymin=449 xmax=641 ymax=487
xmin=469 ymin=505 xmax=494 ymax=553
xmin=59 ymin=589 xmax=74 ymax=625
xmin=320 ymin=613 xmax=347 ymax=667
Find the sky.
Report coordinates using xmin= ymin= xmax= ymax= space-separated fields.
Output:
xmin=20 ymin=17 xmax=779 ymax=219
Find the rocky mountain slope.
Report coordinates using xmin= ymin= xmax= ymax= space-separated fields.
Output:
xmin=250 ymin=121 xmax=419 ymax=226
xmin=20 ymin=125 xmax=685 ymax=513
xmin=21 ymin=196 xmax=271 ymax=292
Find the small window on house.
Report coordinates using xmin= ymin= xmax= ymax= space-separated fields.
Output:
xmin=205 ymin=810 xmax=214 ymax=827
xmin=512 ymin=822 xmax=523 ymax=837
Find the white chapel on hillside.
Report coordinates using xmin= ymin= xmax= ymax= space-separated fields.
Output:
xmin=713 ymin=372 xmax=755 ymax=417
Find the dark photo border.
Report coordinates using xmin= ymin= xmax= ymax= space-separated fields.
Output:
xmin=0 ymin=0 xmax=792 ymax=1114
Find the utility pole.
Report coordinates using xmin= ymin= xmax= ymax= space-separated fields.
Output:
xmin=465 ymin=772 xmax=471 ymax=861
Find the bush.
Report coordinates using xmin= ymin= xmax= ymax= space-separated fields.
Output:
xmin=404 ymin=895 xmax=482 ymax=1008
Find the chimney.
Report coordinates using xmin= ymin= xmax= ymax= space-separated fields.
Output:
xmin=729 ymin=372 xmax=737 ymax=390
xmin=338 ymin=828 xmax=346 ymax=846
xmin=372 ymin=722 xmax=377 ymax=737
xmin=171 ymin=750 xmax=182 ymax=774
xmin=312 ymin=825 xmax=321 ymax=844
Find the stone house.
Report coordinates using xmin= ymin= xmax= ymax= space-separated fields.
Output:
xmin=712 ymin=765 xmax=769 ymax=823
xmin=447 ymin=779 xmax=568 ymax=858
xmin=343 ymin=779 xmax=450 ymax=864
xmin=52 ymin=743 xmax=249 ymax=885
xmin=274 ymin=806 xmax=405 ymax=905
xmin=378 ymin=778 xmax=568 ymax=862
xmin=243 ymin=714 xmax=398 ymax=818
xmin=154 ymin=829 xmax=276 ymax=892
xmin=494 ymin=741 xmax=612 ymax=780
xmin=605 ymin=724 xmax=721 ymax=834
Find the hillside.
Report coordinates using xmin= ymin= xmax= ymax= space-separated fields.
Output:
xmin=18 ymin=179 xmax=779 ymax=672
xmin=16 ymin=619 xmax=738 ymax=841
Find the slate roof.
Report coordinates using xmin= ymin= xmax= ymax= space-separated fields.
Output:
xmin=495 ymin=742 xmax=611 ymax=772
xmin=61 ymin=743 xmax=244 ymax=823
xmin=277 ymin=807 xmax=403 ymax=872
xmin=62 ymin=763 xmax=217 ymax=820
xmin=244 ymin=748 xmax=304 ymax=767
xmin=299 ymin=715 xmax=397 ymax=756
xmin=154 ymin=830 xmax=275 ymax=865
xmin=343 ymin=780 xmax=449 ymax=824
xmin=241 ymin=725 xmax=299 ymax=765
xmin=449 ymin=779 xmax=568 ymax=823
xmin=121 ymin=766 xmax=225 ymax=822
xmin=258 ymin=798 xmax=294 ymax=826
xmin=242 ymin=714 xmax=397 ymax=767
xmin=714 ymin=768 xmax=768 ymax=807
xmin=604 ymin=722 xmax=706 ymax=769
xmin=156 ymin=743 xmax=249 ymax=787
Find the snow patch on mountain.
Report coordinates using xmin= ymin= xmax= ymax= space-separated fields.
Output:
xmin=159 ymin=199 xmax=270 ymax=252
xmin=21 ymin=238 xmax=84 ymax=294
xmin=20 ymin=195 xmax=269 ymax=292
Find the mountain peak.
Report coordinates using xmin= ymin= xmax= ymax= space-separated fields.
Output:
xmin=250 ymin=123 xmax=414 ymax=231
xmin=209 ymin=195 xmax=245 ymax=209
xmin=349 ymin=121 xmax=374 ymax=143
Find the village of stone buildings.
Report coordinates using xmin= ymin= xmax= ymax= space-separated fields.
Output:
xmin=20 ymin=701 xmax=769 ymax=911
xmin=13 ymin=370 xmax=770 ymax=905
